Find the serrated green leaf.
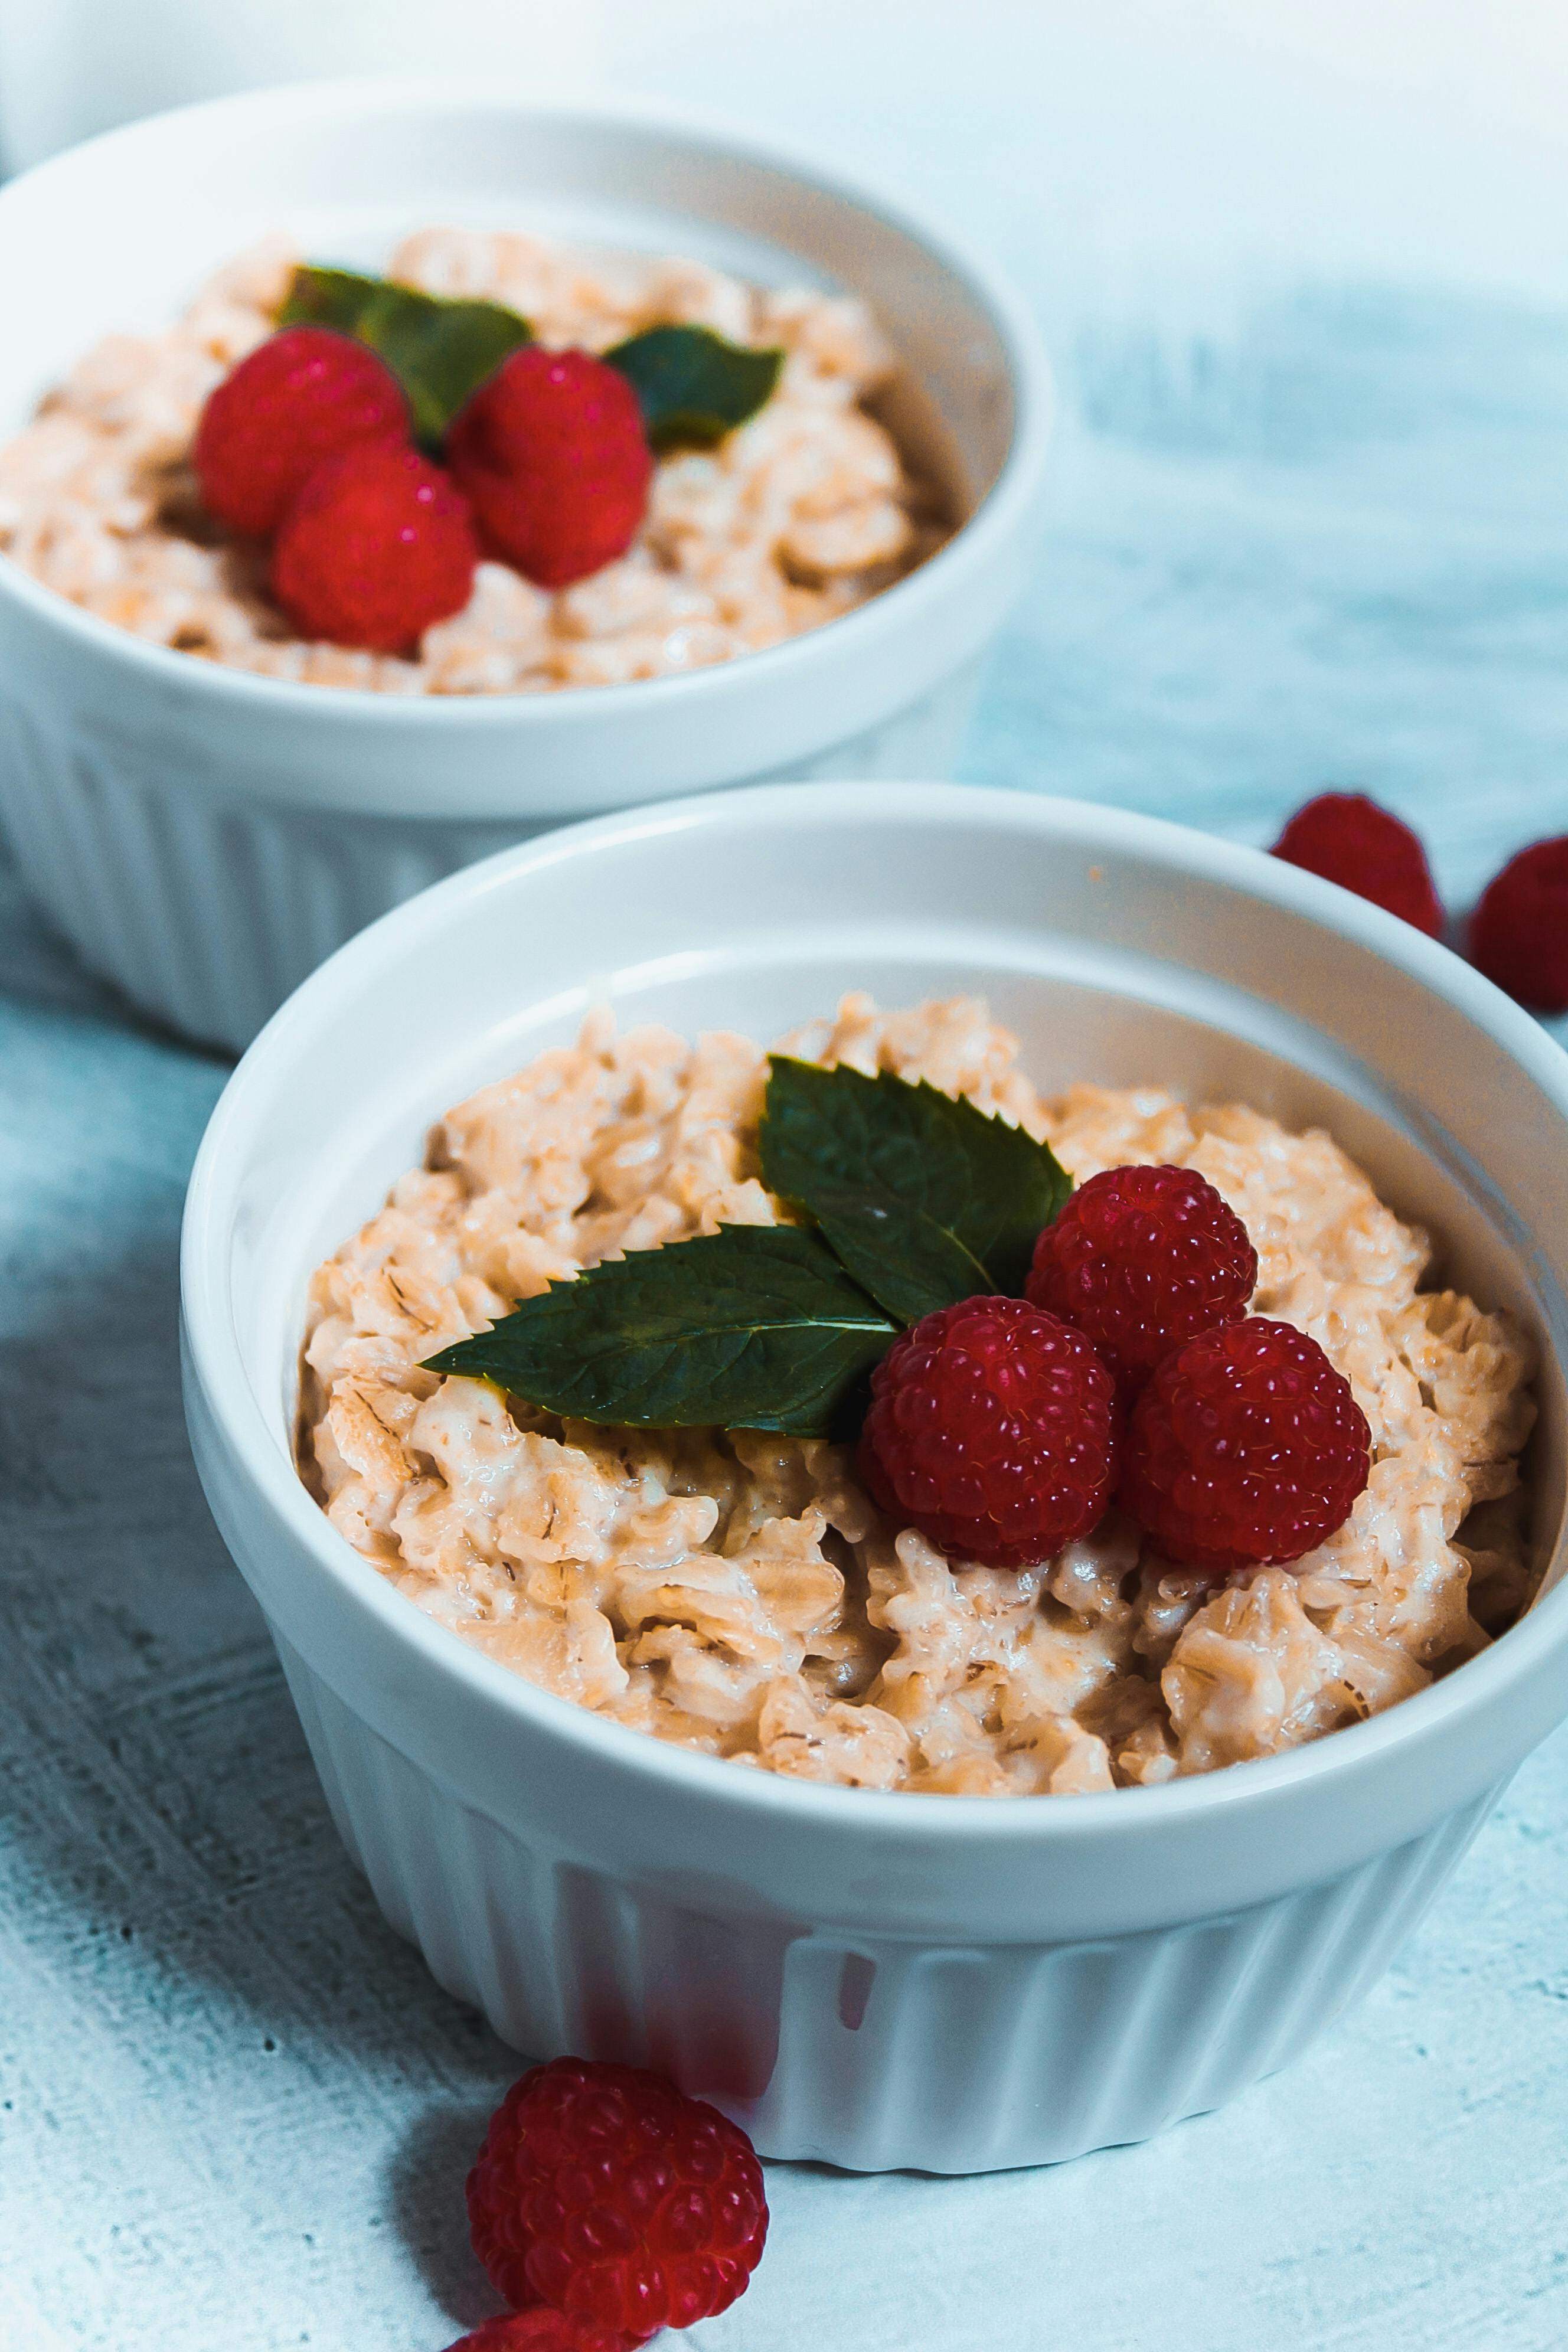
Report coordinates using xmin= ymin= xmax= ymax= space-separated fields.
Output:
xmin=758 ymin=1057 xmax=1073 ymax=1324
xmin=422 ymin=1222 xmax=895 ymax=1436
xmin=604 ymin=323 xmax=783 ymax=450
xmin=279 ymin=266 xmax=533 ymax=446
xmin=774 ymin=1180 xmax=987 ymax=1328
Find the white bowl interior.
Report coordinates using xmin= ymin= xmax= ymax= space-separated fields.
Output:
xmin=213 ymin=789 xmax=1568 ymax=1602
xmin=0 ymin=91 xmax=1014 ymax=518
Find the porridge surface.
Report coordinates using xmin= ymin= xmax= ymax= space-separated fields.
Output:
xmin=300 ymin=996 xmax=1538 ymax=1795
xmin=0 ymin=231 xmax=942 ymax=693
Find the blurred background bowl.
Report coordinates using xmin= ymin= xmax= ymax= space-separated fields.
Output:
xmin=0 ymin=80 xmax=1051 ymax=1050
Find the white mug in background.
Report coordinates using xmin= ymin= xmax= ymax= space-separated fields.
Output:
xmin=0 ymin=0 xmax=605 ymax=174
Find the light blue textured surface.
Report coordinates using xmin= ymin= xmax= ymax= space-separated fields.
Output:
xmin=5 ymin=17 xmax=1568 ymax=2348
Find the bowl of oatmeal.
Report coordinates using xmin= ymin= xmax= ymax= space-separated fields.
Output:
xmin=0 ymin=82 xmax=1050 ymax=1051
xmin=181 ymin=782 xmax=1568 ymax=2173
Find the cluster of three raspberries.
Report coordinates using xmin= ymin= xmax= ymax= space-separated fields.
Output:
xmin=194 ymin=325 xmax=654 ymax=649
xmin=861 ymin=1161 xmax=1371 ymax=1579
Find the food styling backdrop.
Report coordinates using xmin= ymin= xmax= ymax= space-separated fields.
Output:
xmin=3 ymin=3 xmax=1568 ymax=2347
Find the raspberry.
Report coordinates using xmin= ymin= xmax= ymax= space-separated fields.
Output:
xmin=1271 ymin=792 xmax=1443 ymax=937
xmin=442 ymin=2314 xmax=644 ymax=2352
xmin=1122 ymin=1318 xmax=1371 ymax=1574
xmin=857 ymin=1295 xmax=1118 ymax=1568
xmin=1468 ymin=837 xmax=1568 ymax=1012
xmin=466 ymin=2059 xmax=767 ymax=2338
xmin=193 ymin=326 xmax=409 ymax=537
xmin=270 ymin=443 xmax=477 ymax=652
xmin=1025 ymin=1164 xmax=1257 ymax=1390
xmin=443 ymin=2316 xmax=641 ymax=2352
xmin=446 ymin=347 xmax=652 ymax=589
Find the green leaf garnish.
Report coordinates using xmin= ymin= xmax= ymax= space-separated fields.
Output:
xmin=758 ymin=1057 xmax=1073 ymax=1325
xmin=422 ymin=1223 xmax=896 ymax=1436
xmin=279 ymin=266 xmax=533 ymax=447
xmin=422 ymin=1059 xmax=1072 ymax=1435
xmin=603 ymin=324 xmax=783 ymax=450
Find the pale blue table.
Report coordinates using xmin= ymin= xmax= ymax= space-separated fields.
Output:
xmin=6 ymin=32 xmax=1568 ymax=2347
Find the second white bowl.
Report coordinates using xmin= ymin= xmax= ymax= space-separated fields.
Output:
xmin=181 ymin=782 xmax=1568 ymax=2173
xmin=0 ymin=81 xmax=1051 ymax=1050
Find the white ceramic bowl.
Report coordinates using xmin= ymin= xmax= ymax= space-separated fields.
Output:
xmin=181 ymin=782 xmax=1568 ymax=2174
xmin=0 ymin=81 xmax=1051 ymax=1052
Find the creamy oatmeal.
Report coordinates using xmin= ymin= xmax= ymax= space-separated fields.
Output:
xmin=300 ymin=996 xmax=1538 ymax=1794
xmin=0 ymin=231 xmax=943 ymax=692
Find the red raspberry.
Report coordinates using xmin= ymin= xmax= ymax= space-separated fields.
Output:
xmin=1025 ymin=1164 xmax=1257 ymax=1390
xmin=857 ymin=1295 xmax=1118 ymax=1568
xmin=270 ymin=443 xmax=477 ymax=652
xmin=1468 ymin=837 xmax=1568 ymax=1012
xmin=193 ymin=326 xmax=409 ymax=538
xmin=446 ymin=347 xmax=652 ymax=589
xmin=467 ymin=2059 xmax=767 ymax=2339
xmin=1122 ymin=1318 xmax=1371 ymax=1574
xmin=444 ymin=2316 xmax=641 ymax=2352
xmin=1271 ymin=792 xmax=1443 ymax=937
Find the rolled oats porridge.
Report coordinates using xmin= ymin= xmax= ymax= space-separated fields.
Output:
xmin=300 ymin=995 xmax=1539 ymax=1795
xmin=0 ymin=231 xmax=945 ymax=692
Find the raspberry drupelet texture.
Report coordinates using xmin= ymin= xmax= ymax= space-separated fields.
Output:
xmin=1122 ymin=1317 xmax=1372 ymax=1574
xmin=1271 ymin=792 xmax=1444 ymax=937
xmin=467 ymin=2058 xmax=767 ymax=2340
xmin=270 ymin=442 xmax=478 ymax=651
xmin=1025 ymin=1163 xmax=1257 ymax=1390
xmin=192 ymin=325 xmax=409 ymax=537
xmin=1468 ymin=835 xmax=1568 ymax=1012
xmin=444 ymin=2314 xmax=642 ymax=2352
xmin=858 ymin=1295 xmax=1119 ymax=1569
xmin=446 ymin=347 xmax=654 ymax=589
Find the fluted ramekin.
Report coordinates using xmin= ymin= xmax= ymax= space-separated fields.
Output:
xmin=181 ymin=782 xmax=1568 ymax=2173
xmin=0 ymin=80 xmax=1050 ymax=1052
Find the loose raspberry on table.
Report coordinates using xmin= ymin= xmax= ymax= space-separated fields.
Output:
xmin=467 ymin=2057 xmax=767 ymax=2340
xmin=192 ymin=325 xmax=409 ymax=538
xmin=1025 ymin=1163 xmax=1257 ymax=1390
xmin=1121 ymin=1317 xmax=1371 ymax=1574
xmin=857 ymin=1294 xmax=1119 ymax=1569
xmin=1270 ymin=792 xmax=1444 ymax=937
xmin=446 ymin=347 xmax=653 ymax=589
xmin=1468 ymin=836 xmax=1568 ymax=1013
xmin=270 ymin=443 xmax=478 ymax=652
xmin=443 ymin=2312 xmax=643 ymax=2352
